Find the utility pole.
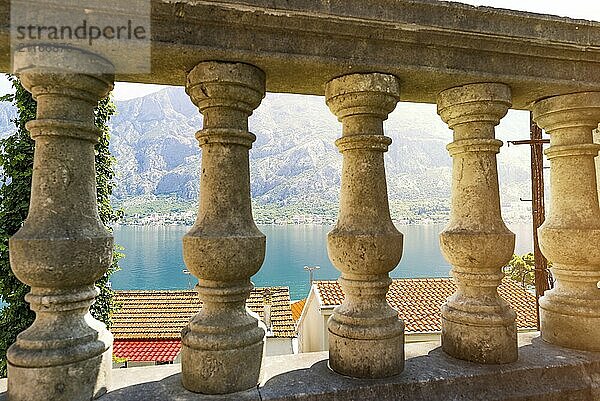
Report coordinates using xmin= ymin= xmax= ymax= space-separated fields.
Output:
xmin=304 ymin=265 xmax=320 ymax=287
xmin=508 ymin=112 xmax=553 ymax=329
xmin=183 ymin=268 xmax=193 ymax=290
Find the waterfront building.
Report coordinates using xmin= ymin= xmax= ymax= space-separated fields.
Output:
xmin=111 ymin=288 xmax=296 ymax=367
xmin=297 ymin=278 xmax=538 ymax=353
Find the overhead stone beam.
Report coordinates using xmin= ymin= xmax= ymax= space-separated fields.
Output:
xmin=0 ymin=0 xmax=600 ymax=108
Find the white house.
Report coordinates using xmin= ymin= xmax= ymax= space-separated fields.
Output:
xmin=297 ymin=278 xmax=538 ymax=353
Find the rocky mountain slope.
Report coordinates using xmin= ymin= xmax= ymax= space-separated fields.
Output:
xmin=0 ymin=87 xmax=534 ymax=222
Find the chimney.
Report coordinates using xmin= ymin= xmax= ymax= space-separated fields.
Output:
xmin=263 ymin=288 xmax=272 ymax=332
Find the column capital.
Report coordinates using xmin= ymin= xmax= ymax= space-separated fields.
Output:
xmin=15 ymin=47 xmax=113 ymax=101
xmin=19 ymin=72 xmax=113 ymax=104
xmin=532 ymin=92 xmax=600 ymax=135
xmin=437 ymin=83 xmax=511 ymax=131
xmin=15 ymin=50 xmax=113 ymax=145
xmin=325 ymin=73 xmax=400 ymax=121
xmin=186 ymin=61 xmax=265 ymax=115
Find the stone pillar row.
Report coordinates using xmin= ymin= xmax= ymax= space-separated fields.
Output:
xmin=9 ymin=49 xmax=600 ymax=399
xmin=8 ymin=50 xmax=115 ymax=401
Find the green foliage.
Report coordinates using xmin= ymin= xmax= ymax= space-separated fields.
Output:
xmin=114 ymin=194 xmax=197 ymax=218
xmin=113 ymin=354 xmax=127 ymax=364
xmin=504 ymin=253 xmax=536 ymax=289
xmin=91 ymin=244 xmax=123 ymax=325
xmin=90 ymin=96 xmax=123 ymax=324
xmin=0 ymin=76 xmax=122 ymax=377
xmin=0 ymin=75 xmax=36 ymax=378
xmin=504 ymin=252 xmax=553 ymax=290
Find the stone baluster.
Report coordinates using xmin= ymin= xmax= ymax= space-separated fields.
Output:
xmin=325 ymin=73 xmax=404 ymax=378
xmin=437 ymin=83 xmax=517 ymax=364
xmin=532 ymin=92 xmax=600 ymax=351
xmin=7 ymin=50 xmax=114 ymax=401
xmin=182 ymin=61 xmax=266 ymax=394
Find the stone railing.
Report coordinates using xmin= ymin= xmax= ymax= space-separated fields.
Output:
xmin=1 ymin=1 xmax=600 ymax=400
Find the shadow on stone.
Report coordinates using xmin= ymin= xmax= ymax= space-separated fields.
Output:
xmin=258 ymin=334 xmax=600 ymax=401
xmin=100 ymin=370 xmax=260 ymax=401
xmin=7 ymin=333 xmax=597 ymax=401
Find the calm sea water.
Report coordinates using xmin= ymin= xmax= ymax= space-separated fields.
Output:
xmin=111 ymin=223 xmax=534 ymax=300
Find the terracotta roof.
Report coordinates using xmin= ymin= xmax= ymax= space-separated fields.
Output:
xmin=314 ymin=278 xmax=538 ymax=333
xmin=113 ymin=340 xmax=180 ymax=362
xmin=247 ymin=287 xmax=296 ymax=338
xmin=112 ymin=287 xmax=296 ymax=340
xmin=291 ymin=299 xmax=306 ymax=322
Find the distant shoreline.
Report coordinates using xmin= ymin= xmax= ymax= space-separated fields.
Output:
xmin=112 ymin=219 xmax=532 ymax=228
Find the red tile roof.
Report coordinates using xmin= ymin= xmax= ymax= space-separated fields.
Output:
xmin=113 ymin=340 xmax=181 ymax=362
xmin=247 ymin=288 xmax=296 ymax=337
xmin=112 ymin=287 xmax=296 ymax=340
xmin=314 ymin=278 xmax=538 ymax=333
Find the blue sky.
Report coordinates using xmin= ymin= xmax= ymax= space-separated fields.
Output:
xmin=1 ymin=0 xmax=599 ymax=101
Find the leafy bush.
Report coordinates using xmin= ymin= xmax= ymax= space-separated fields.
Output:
xmin=504 ymin=252 xmax=553 ymax=290
xmin=0 ymin=76 xmax=122 ymax=377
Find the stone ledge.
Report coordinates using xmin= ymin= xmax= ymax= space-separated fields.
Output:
xmin=2 ymin=332 xmax=599 ymax=401
xmin=1 ymin=1 xmax=600 ymax=107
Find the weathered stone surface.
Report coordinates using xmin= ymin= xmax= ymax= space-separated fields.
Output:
xmin=2 ymin=2 xmax=600 ymax=399
xmin=595 ymin=126 xmax=600 ymax=202
xmin=6 ymin=49 xmax=114 ymax=401
xmin=3 ymin=1 xmax=600 ymax=107
xmin=437 ymin=83 xmax=517 ymax=364
xmin=260 ymin=333 xmax=600 ymax=401
xmin=5 ymin=332 xmax=596 ymax=401
xmin=532 ymin=92 xmax=600 ymax=352
xmin=5 ymin=364 xmax=260 ymax=401
xmin=181 ymin=61 xmax=267 ymax=394
xmin=325 ymin=73 xmax=404 ymax=378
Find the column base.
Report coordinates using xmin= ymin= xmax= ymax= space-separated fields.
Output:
xmin=7 ymin=346 xmax=112 ymax=401
xmin=540 ymin=296 xmax=600 ymax=351
xmin=328 ymin=329 xmax=404 ymax=378
xmin=441 ymin=315 xmax=517 ymax=364
xmin=181 ymin=340 xmax=264 ymax=394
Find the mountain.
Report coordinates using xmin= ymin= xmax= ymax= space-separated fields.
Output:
xmin=0 ymin=102 xmax=16 ymax=138
xmin=0 ymin=86 xmax=534 ymax=223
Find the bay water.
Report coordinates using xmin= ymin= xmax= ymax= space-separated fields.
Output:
xmin=111 ymin=223 xmax=534 ymax=300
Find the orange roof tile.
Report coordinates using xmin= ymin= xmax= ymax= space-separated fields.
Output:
xmin=291 ymin=299 xmax=306 ymax=322
xmin=112 ymin=287 xmax=296 ymax=340
xmin=113 ymin=340 xmax=180 ymax=362
xmin=314 ymin=278 xmax=537 ymax=333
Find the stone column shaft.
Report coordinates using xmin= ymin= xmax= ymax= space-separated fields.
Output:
xmin=7 ymin=50 xmax=114 ymax=401
xmin=325 ymin=73 xmax=404 ymax=379
xmin=181 ymin=61 xmax=266 ymax=394
xmin=594 ymin=127 xmax=600 ymax=203
xmin=532 ymin=92 xmax=600 ymax=351
xmin=437 ymin=83 xmax=517 ymax=364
